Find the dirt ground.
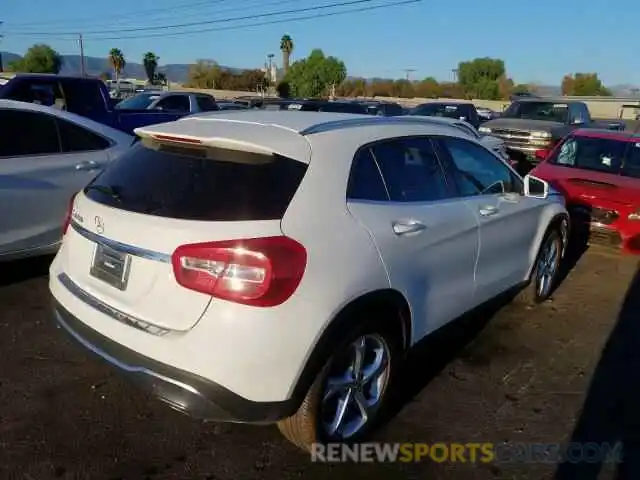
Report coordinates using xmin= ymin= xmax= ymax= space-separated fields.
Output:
xmin=0 ymin=247 xmax=638 ymax=480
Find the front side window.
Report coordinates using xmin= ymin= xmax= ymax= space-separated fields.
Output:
xmin=195 ymin=95 xmax=219 ymax=111
xmin=0 ymin=109 xmax=60 ymax=157
xmin=155 ymin=95 xmax=190 ymax=113
xmin=369 ymin=137 xmax=450 ymax=202
xmin=438 ymin=136 xmax=520 ymax=196
xmin=57 ymin=118 xmax=111 ymax=152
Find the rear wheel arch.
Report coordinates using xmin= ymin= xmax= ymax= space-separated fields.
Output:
xmin=288 ymin=289 xmax=411 ymax=407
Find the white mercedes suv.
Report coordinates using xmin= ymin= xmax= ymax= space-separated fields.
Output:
xmin=50 ymin=110 xmax=569 ymax=451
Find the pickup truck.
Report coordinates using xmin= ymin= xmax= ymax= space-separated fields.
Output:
xmin=478 ymin=98 xmax=625 ymax=167
xmin=0 ymin=74 xmax=193 ymax=135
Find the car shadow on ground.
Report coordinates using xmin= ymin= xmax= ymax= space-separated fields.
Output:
xmin=0 ymin=254 xmax=54 ymax=287
xmin=554 ymin=262 xmax=640 ymax=479
xmin=378 ymin=229 xmax=590 ymax=434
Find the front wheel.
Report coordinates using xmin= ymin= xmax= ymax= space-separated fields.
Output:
xmin=515 ymin=226 xmax=563 ymax=305
xmin=277 ymin=324 xmax=399 ymax=452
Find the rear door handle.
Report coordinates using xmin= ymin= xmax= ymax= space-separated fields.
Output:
xmin=75 ymin=160 xmax=99 ymax=171
xmin=478 ymin=205 xmax=499 ymax=217
xmin=392 ymin=220 xmax=427 ymax=236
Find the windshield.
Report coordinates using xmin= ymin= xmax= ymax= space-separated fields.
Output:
xmin=548 ymin=135 xmax=640 ymax=178
xmin=502 ymin=101 xmax=569 ymax=122
xmin=114 ymin=93 xmax=160 ymax=110
xmin=410 ymin=103 xmax=466 ymax=119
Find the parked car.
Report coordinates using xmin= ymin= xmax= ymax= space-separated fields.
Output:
xmin=530 ymin=129 xmax=640 ymax=252
xmin=0 ymin=100 xmax=133 ymax=261
xmin=479 ymin=98 xmax=626 ymax=169
xmin=409 ymin=115 xmax=511 ymax=162
xmin=476 ymin=106 xmax=499 ymax=122
xmin=356 ymin=100 xmax=405 ymax=117
xmin=217 ymin=101 xmax=249 ymax=110
xmin=261 ymin=99 xmax=369 ymax=114
xmin=114 ymin=91 xmax=219 ymax=113
xmin=0 ymin=74 xmax=192 ymax=135
xmin=50 ymin=111 xmax=569 ymax=452
xmin=409 ymin=101 xmax=482 ymax=129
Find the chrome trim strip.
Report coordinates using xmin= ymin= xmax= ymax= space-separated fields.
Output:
xmin=54 ymin=309 xmax=199 ymax=394
xmin=58 ymin=273 xmax=170 ymax=336
xmin=71 ymin=220 xmax=171 ymax=263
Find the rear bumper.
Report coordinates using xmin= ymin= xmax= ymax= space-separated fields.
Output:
xmin=52 ymin=300 xmax=297 ymax=424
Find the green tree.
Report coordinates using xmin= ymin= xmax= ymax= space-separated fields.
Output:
xmin=276 ymin=81 xmax=291 ymax=98
xmin=108 ymin=48 xmax=126 ymax=91
xmin=561 ymin=73 xmax=611 ymax=96
xmin=280 ymin=34 xmax=294 ymax=75
xmin=9 ymin=44 xmax=63 ymax=74
xmin=285 ymin=49 xmax=347 ymax=98
xmin=457 ymin=57 xmax=506 ymax=100
xmin=143 ymin=52 xmax=160 ymax=84
xmin=186 ymin=60 xmax=220 ymax=89
xmin=154 ymin=72 xmax=167 ymax=86
xmin=413 ymin=77 xmax=441 ymax=98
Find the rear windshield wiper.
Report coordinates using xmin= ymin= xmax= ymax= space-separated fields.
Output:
xmin=84 ymin=184 xmax=122 ymax=202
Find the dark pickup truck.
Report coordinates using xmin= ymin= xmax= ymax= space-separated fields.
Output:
xmin=0 ymin=74 xmax=189 ymax=135
xmin=479 ymin=98 xmax=625 ymax=166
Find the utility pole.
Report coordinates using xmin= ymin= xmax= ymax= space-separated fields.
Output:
xmin=403 ymin=69 xmax=415 ymax=81
xmin=267 ymin=53 xmax=274 ymax=87
xmin=78 ymin=34 xmax=86 ymax=77
xmin=452 ymin=69 xmax=458 ymax=82
xmin=0 ymin=22 xmax=4 ymax=73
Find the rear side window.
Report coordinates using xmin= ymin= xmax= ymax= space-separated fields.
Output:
xmin=347 ymin=149 xmax=388 ymax=201
xmin=549 ymin=135 xmax=628 ymax=174
xmin=195 ymin=95 xmax=219 ymax=111
xmin=84 ymin=142 xmax=308 ymax=221
xmin=62 ymin=80 xmax=105 ymax=115
xmin=57 ymin=118 xmax=111 ymax=152
xmin=0 ymin=109 xmax=60 ymax=157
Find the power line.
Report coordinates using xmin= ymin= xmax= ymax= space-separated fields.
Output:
xmin=6 ymin=0 xmax=375 ymax=36
xmin=81 ymin=0 xmax=421 ymax=41
xmin=4 ymin=0 xmax=226 ymax=27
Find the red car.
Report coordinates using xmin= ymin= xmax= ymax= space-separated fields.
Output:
xmin=530 ymin=128 xmax=640 ymax=253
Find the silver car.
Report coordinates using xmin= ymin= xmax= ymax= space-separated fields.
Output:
xmin=0 ymin=100 xmax=133 ymax=260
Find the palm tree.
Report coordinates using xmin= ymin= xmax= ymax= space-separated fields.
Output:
xmin=143 ymin=52 xmax=159 ymax=85
xmin=280 ymin=34 xmax=294 ymax=75
xmin=108 ymin=48 xmax=126 ymax=94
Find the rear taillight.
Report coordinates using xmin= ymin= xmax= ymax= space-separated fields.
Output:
xmin=63 ymin=192 xmax=78 ymax=235
xmin=171 ymin=236 xmax=307 ymax=307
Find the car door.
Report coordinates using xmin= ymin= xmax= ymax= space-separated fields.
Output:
xmin=434 ymin=136 xmax=543 ymax=303
xmin=0 ymin=108 xmax=111 ymax=256
xmin=346 ymin=136 xmax=480 ymax=340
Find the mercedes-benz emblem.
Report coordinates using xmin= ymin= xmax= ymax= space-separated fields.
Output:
xmin=95 ymin=216 xmax=105 ymax=234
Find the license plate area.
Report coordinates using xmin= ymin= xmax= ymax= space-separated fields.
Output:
xmin=90 ymin=243 xmax=131 ymax=291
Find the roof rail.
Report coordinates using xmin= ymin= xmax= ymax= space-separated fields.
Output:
xmin=299 ymin=115 xmax=463 ymax=136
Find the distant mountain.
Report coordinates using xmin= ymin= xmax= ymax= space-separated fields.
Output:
xmin=1 ymin=52 xmax=246 ymax=84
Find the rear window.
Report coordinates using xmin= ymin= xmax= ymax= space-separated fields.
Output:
xmin=84 ymin=142 xmax=308 ymax=221
xmin=548 ymin=135 xmax=631 ymax=175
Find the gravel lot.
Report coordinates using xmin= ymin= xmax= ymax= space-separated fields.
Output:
xmin=1 ymin=247 xmax=638 ymax=480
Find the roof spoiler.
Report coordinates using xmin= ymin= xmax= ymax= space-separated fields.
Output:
xmin=133 ymin=128 xmax=277 ymax=156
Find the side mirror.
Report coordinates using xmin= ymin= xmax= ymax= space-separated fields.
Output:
xmin=534 ymin=149 xmax=549 ymax=161
xmin=524 ymin=174 xmax=549 ymax=199
xmin=459 ymin=116 xmax=467 ymax=121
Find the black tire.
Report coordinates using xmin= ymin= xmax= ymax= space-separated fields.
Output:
xmin=277 ymin=318 xmax=401 ymax=452
xmin=515 ymin=224 xmax=564 ymax=305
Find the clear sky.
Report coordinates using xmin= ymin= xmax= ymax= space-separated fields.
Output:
xmin=2 ymin=0 xmax=638 ymax=86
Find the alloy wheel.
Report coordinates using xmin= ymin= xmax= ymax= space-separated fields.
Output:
xmin=320 ymin=334 xmax=391 ymax=440
xmin=536 ymin=236 xmax=559 ymax=298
